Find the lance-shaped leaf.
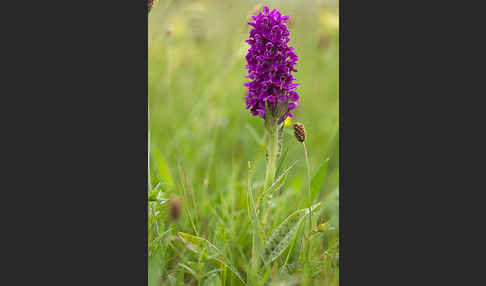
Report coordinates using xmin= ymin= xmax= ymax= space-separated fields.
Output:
xmin=262 ymin=203 xmax=322 ymax=265
xmin=178 ymin=232 xmax=247 ymax=285
xmin=258 ymin=161 xmax=298 ymax=206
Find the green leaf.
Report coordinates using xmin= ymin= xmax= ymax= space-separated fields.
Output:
xmin=148 ymin=183 xmax=168 ymax=204
xmin=203 ymin=273 xmax=222 ymax=286
xmin=148 ymin=191 xmax=157 ymax=201
xmin=178 ymin=263 xmax=198 ymax=278
xmin=149 ymin=228 xmax=173 ymax=249
xmin=152 ymin=146 xmax=175 ymax=190
xmin=258 ymin=161 xmax=298 ymax=206
xmin=178 ymin=232 xmax=247 ymax=285
xmin=262 ymin=203 xmax=321 ymax=265
xmin=310 ymin=158 xmax=330 ymax=202
xmin=148 ymin=249 xmax=162 ymax=286
xmin=311 ymin=221 xmax=335 ymax=236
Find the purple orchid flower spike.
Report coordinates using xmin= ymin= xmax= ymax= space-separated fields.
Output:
xmin=244 ymin=6 xmax=300 ymax=198
xmin=244 ymin=6 xmax=299 ymax=124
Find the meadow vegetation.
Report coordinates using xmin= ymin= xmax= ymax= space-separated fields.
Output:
xmin=148 ymin=1 xmax=339 ymax=285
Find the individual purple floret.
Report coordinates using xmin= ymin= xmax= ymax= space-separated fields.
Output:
xmin=244 ymin=6 xmax=299 ymax=122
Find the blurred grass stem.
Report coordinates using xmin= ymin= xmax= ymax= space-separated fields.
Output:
xmin=303 ymin=141 xmax=312 ymax=262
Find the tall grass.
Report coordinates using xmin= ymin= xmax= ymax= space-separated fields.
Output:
xmin=149 ymin=0 xmax=339 ymax=285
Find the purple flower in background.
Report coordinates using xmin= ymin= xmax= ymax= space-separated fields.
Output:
xmin=244 ymin=6 xmax=299 ymax=122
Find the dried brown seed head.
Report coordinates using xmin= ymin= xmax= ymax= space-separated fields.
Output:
xmin=148 ymin=0 xmax=158 ymax=13
xmin=168 ymin=195 xmax=182 ymax=221
xmin=293 ymin=122 xmax=306 ymax=142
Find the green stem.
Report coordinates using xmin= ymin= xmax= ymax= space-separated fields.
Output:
xmin=264 ymin=123 xmax=279 ymax=193
xmin=303 ymin=142 xmax=312 ymax=263
xmin=251 ymin=228 xmax=258 ymax=277
xmin=248 ymin=162 xmax=259 ymax=279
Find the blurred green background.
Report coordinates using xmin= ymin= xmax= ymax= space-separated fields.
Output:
xmin=149 ymin=0 xmax=338 ymax=284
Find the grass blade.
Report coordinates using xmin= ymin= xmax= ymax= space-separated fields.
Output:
xmin=152 ymin=146 xmax=175 ymax=190
xmin=178 ymin=232 xmax=247 ymax=285
xmin=149 ymin=228 xmax=173 ymax=249
xmin=245 ymin=124 xmax=263 ymax=146
xmin=262 ymin=203 xmax=321 ymax=265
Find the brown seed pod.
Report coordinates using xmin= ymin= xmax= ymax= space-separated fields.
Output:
xmin=293 ymin=122 xmax=306 ymax=142
xmin=168 ymin=195 xmax=182 ymax=221
xmin=148 ymin=0 xmax=157 ymax=13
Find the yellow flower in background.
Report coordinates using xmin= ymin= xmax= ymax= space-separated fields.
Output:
xmin=320 ymin=9 xmax=339 ymax=32
xmin=284 ymin=116 xmax=292 ymax=127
